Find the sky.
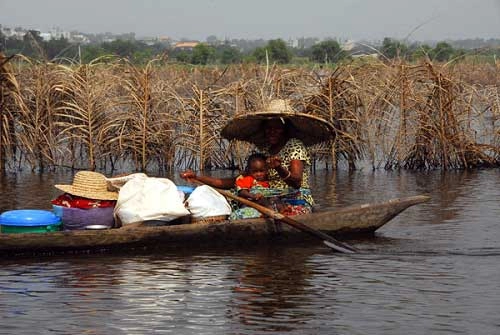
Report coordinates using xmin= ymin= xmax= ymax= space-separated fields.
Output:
xmin=1 ymin=0 xmax=499 ymax=42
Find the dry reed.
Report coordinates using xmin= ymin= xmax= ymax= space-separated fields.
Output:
xmin=0 ymin=56 xmax=497 ymax=173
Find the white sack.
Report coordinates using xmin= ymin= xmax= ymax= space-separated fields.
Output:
xmin=114 ymin=176 xmax=190 ymax=225
xmin=106 ymin=173 xmax=149 ymax=191
xmin=186 ymin=185 xmax=231 ymax=218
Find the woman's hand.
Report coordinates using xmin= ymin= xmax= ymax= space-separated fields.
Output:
xmin=180 ymin=170 xmax=197 ymax=181
xmin=266 ymin=155 xmax=282 ymax=169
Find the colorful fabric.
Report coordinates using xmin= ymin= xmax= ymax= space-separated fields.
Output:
xmin=261 ymin=138 xmax=314 ymax=206
xmin=229 ymin=195 xmax=312 ymax=219
xmin=235 ymin=175 xmax=270 ymax=191
xmin=229 ymin=206 xmax=263 ymax=220
xmin=280 ymin=199 xmax=313 ymax=216
xmin=51 ymin=193 xmax=116 ymax=209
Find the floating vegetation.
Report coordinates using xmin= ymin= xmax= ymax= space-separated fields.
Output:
xmin=0 ymin=55 xmax=498 ymax=173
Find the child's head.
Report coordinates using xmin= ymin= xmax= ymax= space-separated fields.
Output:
xmin=245 ymin=153 xmax=268 ymax=181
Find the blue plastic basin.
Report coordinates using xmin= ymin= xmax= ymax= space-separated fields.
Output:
xmin=0 ymin=209 xmax=62 ymax=233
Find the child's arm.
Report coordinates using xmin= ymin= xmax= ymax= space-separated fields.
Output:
xmin=180 ymin=170 xmax=236 ymax=189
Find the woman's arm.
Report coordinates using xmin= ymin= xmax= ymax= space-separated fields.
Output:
xmin=285 ymin=159 xmax=304 ymax=189
xmin=180 ymin=170 xmax=236 ymax=189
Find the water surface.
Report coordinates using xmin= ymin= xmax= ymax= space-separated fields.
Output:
xmin=0 ymin=169 xmax=499 ymax=334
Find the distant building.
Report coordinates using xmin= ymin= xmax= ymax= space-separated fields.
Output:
xmin=296 ymin=37 xmax=320 ymax=49
xmin=70 ymin=33 xmax=90 ymax=44
xmin=140 ymin=37 xmax=157 ymax=46
xmin=341 ymin=40 xmax=356 ymax=51
xmin=138 ymin=35 xmax=173 ymax=46
xmin=49 ymin=27 xmax=70 ymax=40
xmin=351 ymin=53 xmax=379 ymax=59
xmin=287 ymin=38 xmax=299 ymax=48
xmin=346 ymin=41 xmax=380 ymax=58
xmin=1 ymin=26 xmax=27 ymax=40
xmin=40 ymin=32 xmax=52 ymax=41
xmin=158 ymin=36 xmax=173 ymax=45
xmin=206 ymin=35 xmax=220 ymax=45
xmin=173 ymin=41 xmax=199 ymax=51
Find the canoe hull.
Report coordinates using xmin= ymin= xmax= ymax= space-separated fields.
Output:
xmin=0 ymin=195 xmax=430 ymax=256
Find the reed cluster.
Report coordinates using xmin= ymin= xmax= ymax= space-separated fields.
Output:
xmin=0 ymin=54 xmax=498 ymax=173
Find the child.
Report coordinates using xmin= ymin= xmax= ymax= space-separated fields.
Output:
xmin=235 ymin=153 xmax=270 ymax=203
xmin=230 ymin=153 xmax=271 ymax=219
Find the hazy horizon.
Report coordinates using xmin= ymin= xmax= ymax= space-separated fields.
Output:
xmin=1 ymin=0 xmax=499 ymax=42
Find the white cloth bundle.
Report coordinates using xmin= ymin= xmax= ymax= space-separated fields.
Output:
xmin=186 ymin=185 xmax=231 ymax=219
xmin=113 ymin=174 xmax=189 ymax=225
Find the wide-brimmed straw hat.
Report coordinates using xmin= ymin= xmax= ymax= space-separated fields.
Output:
xmin=221 ymin=99 xmax=335 ymax=147
xmin=55 ymin=171 xmax=118 ymax=200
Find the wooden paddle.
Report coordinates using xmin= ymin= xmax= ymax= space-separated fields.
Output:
xmin=191 ymin=180 xmax=357 ymax=253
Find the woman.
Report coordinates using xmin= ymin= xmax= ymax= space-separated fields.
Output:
xmin=180 ymin=120 xmax=315 ymax=215
xmin=261 ymin=118 xmax=314 ymax=215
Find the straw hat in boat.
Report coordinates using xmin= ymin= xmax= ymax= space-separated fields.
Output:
xmin=55 ymin=171 xmax=118 ymax=200
xmin=221 ymin=99 xmax=335 ymax=147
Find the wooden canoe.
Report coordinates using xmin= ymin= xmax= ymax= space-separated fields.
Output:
xmin=0 ymin=195 xmax=430 ymax=256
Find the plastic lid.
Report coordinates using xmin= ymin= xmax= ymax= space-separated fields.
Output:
xmin=0 ymin=209 xmax=61 ymax=226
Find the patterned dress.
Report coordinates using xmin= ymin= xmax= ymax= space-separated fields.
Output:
xmin=262 ymin=138 xmax=314 ymax=215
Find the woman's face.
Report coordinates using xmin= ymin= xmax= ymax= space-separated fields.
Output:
xmin=264 ymin=119 xmax=286 ymax=145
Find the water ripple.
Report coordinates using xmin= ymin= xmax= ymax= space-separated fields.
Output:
xmin=0 ymin=169 xmax=499 ymax=334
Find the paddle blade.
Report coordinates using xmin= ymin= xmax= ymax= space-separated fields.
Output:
xmin=323 ymin=240 xmax=357 ymax=253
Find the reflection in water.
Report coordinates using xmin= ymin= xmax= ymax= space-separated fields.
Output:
xmin=229 ymin=246 xmax=319 ymax=333
xmin=0 ymin=258 xmax=124 ymax=334
xmin=0 ymin=168 xmax=499 ymax=334
xmin=0 ymin=171 xmax=65 ymax=211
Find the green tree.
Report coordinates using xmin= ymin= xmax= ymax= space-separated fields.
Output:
xmin=411 ymin=44 xmax=432 ymax=60
xmin=381 ymin=37 xmax=408 ymax=59
xmin=23 ymin=30 xmax=43 ymax=44
xmin=216 ymin=44 xmax=242 ymax=64
xmin=432 ymin=42 xmax=454 ymax=62
xmin=81 ymin=45 xmax=107 ymax=63
xmin=22 ymin=30 xmax=45 ymax=58
xmin=452 ymin=48 xmax=467 ymax=60
xmin=252 ymin=46 xmax=267 ymax=63
xmin=175 ymin=51 xmax=191 ymax=63
xmin=310 ymin=40 xmax=344 ymax=63
xmin=0 ymin=29 xmax=5 ymax=52
xmin=101 ymin=39 xmax=139 ymax=58
xmin=4 ymin=36 xmax=25 ymax=55
xmin=44 ymin=37 xmax=72 ymax=60
xmin=191 ymin=43 xmax=215 ymax=65
xmin=253 ymin=39 xmax=292 ymax=64
xmin=132 ymin=49 xmax=153 ymax=64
